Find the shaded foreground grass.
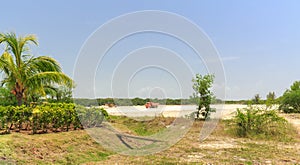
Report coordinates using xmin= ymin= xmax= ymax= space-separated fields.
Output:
xmin=0 ymin=116 xmax=299 ymax=164
xmin=0 ymin=130 xmax=111 ymax=164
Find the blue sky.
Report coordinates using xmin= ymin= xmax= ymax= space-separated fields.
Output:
xmin=1 ymin=1 xmax=300 ymax=100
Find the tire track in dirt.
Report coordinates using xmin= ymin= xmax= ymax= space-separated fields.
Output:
xmin=280 ymin=114 xmax=300 ymax=134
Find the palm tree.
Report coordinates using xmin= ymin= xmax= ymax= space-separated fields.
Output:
xmin=0 ymin=32 xmax=73 ymax=105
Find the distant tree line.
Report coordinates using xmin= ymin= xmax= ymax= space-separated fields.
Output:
xmin=73 ymin=98 xmax=193 ymax=107
xmin=72 ymin=97 xmax=223 ymax=107
xmin=0 ymin=86 xmax=282 ymax=107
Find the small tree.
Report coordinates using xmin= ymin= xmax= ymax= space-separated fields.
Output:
xmin=266 ymin=91 xmax=276 ymax=108
xmin=47 ymin=86 xmax=73 ymax=103
xmin=192 ymin=74 xmax=214 ymax=119
xmin=267 ymin=92 xmax=276 ymax=101
xmin=252 ymin=94 xmax=261 ymax=104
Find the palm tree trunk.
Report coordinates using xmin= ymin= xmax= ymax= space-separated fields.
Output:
xmin=16 ymin=92 xmax=23 ymax=106
xmin=14 ymin=83 xmax=24 ymax=106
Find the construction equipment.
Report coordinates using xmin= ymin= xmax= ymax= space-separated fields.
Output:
xmin=145 ymin=102 xmax=159 ymax=108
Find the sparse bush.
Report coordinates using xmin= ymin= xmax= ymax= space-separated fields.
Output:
xmin=232 ymin=106 xmax=295 ymax=141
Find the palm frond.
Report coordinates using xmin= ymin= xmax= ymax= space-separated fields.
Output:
xmin=1 ymin=33 xmax=19 ymax=60
xmin=26 ymin=72 xmax=74 ymax=89
xmin=0 ymin=32 xmax=74 ymax=105
xmin=19 ymin=34 xmax=38 ymax=48
xmin=0 ymin=52 xmax=19 ymax=80
xmin=0 ymin=32 xmax=38 ymax=67
xmin=25 ymin=56 xmax=62 ymax=74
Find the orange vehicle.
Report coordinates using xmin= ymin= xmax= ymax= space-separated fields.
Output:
xmin=104 ymin=103 xmax=115 ymax=107
xmin=145 ymin=102 xmax=159 ymax=108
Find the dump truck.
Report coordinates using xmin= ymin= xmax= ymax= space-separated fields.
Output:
xmin=104 ymin=103 xmax=116 ymax=108
xmin=145 ymin=102 xmax=159 ymax=108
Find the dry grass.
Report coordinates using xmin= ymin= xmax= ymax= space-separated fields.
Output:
xmin=0 ymin=116 xmax=300 ymax=164
xmin=93 ymin=119 xmax=300 ymax=164
xmin=0 ymin=130 xmax=110 ymax=164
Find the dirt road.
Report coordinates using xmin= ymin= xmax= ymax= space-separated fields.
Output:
xmin=280 ymin=113 xmax=300 ymax=134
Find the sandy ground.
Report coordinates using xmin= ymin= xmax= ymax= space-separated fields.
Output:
xmin=279 ymin=113 xmax=300 ymax=134
xmin=97 ymin=104 xmax=300 ymax=164
xmin=103 ymin=104 xmax=300 ymax=133
xmin=102 ymin=104 xmax=248 ymax=119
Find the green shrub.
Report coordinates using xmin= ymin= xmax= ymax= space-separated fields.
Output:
xmin=76 ymin=106 xmax=108 ymax=128
xmin=232 ymin=106 xmax=295 ymax=141
xmin=0 ymin=103 xmax=109 ymax=134
xmin=279 ymin=90 xmax=300 ymax=113
xmin=279 ymin=81 xmax=300 ymax=113
xmin=0 ymin=87 xmax=17 ymax=106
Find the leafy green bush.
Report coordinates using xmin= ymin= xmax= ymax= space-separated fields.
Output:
xmin=232 ymin=106 xmax=295 ymax=141
xmin=0 ymin=87 xmax=17 ymax=106
xmin=280 ymin=90 xmax=300 ymax=113
xmin=279 ymin=81 xmax=300 ymax=113
xmin=0 ymin=103 xmax=108 ymax=134
xmin=76 ymin=105 xmax=108 ymax=128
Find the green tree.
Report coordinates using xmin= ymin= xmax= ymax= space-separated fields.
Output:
xmin=131 ymin=97 xmax=145 ymax=105
xmin=266 ymin=91 xmax=276 ymax=107
xmin=192 ymin=73 xmax=214 ymax=119
xmin=279 ymin=81 xmax=300 ymax=113
xmin=46 ymin=86 xmax=73 ymax=103
xmin=0 ymin=32 xmax=73 ymax=105
xmin=252 ymin=94 xmax=261 ymax=104
xmin=266 ymin=91 xmax=276 ymax=100
xmin=290 ymin=81 xmax=300 ymax=91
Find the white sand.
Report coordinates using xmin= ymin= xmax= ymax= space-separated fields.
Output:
xmin=102 ymin=104 xmax=249 ymax=119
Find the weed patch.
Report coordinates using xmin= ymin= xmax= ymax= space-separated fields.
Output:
xmin=230 ymin=106 xmax=297 ymax=141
